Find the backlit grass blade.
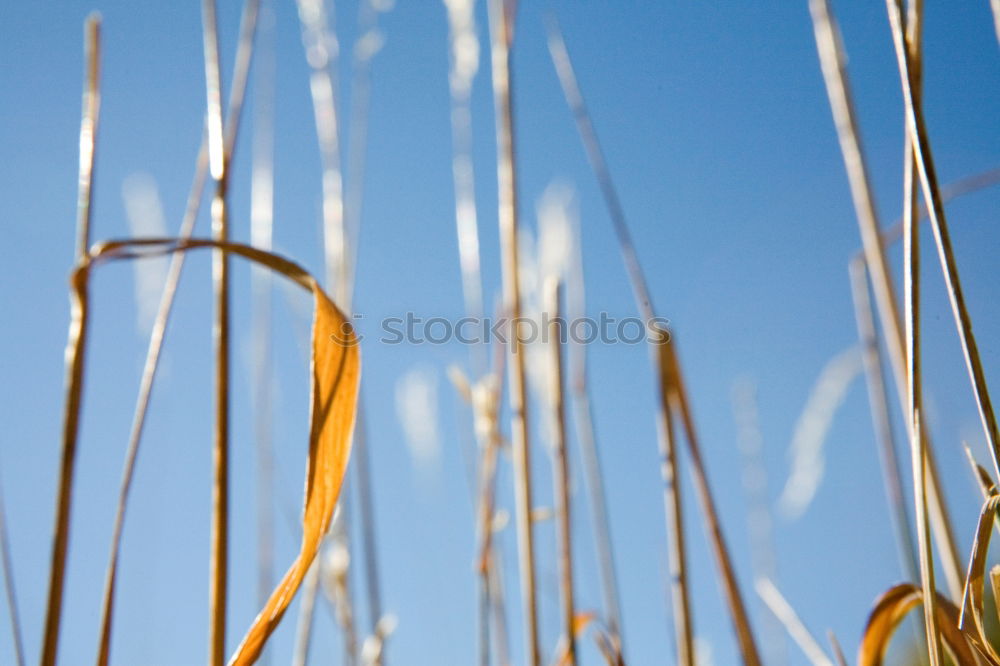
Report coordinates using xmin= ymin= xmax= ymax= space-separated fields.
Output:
xmin=69 ymin=237 xmax=360 ymax=665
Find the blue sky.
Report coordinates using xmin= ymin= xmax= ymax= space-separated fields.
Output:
xmin=1 ymin=1 xmax=1000 ymax=664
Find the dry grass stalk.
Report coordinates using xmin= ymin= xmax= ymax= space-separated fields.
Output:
xmin=547 ymin=17 xmax=761 ymax=664
xmin=884 ymin=0 xmax=1000 ymax=488
xmin=545 ymin=19 xmax=694 ymax=664
xmin=654 ymin=335 xmax=694 ymax=666
xmin=848 ymin=259 xmax=918 ymax=582
xmin=958 ymin=492 xmax=1000 ymax=663
xmin=549 ymin=13 xmax=760 ymax=666
xmin=40 ymin=15 xmax=101 ymax=665
xmin=545 ymin=280 xmax=577 ymax=665
xmin=808 ymin=0 xmax=963 ymax=599
xmin=96 ymin=3 xmax=261 ymax=662
xmin=487 ymin=0 xmax=540 ymax=662
xmin=755 ymin=577 xmax=833 ymax=666
xmin=896 ymin=3 xmax=941 ymax=661
xmin=826 ymin=631 xmax=848 ymax=666
xmin=200 ymin=1 xmax=233 ymax=661
xmin=666 ymin=345 xmax=761 ymax=666
xmin=554 ymin=184 xmax=624 ymax=654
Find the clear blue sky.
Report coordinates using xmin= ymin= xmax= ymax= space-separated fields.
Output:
xmin=1 ymin=1 xmax=999 ymax=664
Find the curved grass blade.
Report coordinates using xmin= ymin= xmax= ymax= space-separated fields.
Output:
xmin=58 ymin=237 xmax=359 ymax=665
xmin=859 ymin=583 xmax=981 ymax=666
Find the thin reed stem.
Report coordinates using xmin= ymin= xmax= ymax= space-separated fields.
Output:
xmin=487 ymin=1 xmax=539 ymax=663
xmin=41 ymin=15 xmax=100 ymax=665
xmin=546 ymin=281 xmax=576 ymax=665
xmin=808 ymin=0 xmax=963 ymax=599
xmin=96 ymin=2 xmax=260 ymax=662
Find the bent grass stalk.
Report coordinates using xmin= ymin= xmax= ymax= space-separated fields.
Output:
xmin=885 ymin=0 xmax=1000 ymax=499
xmin=547 ymin=16 xmax=761 ymax=665
xmin=41 ymin=14 xmax=100 ymax=665
xmin=808 ymin=0 xmax=963 ymax=600
xmin=487 ymin=1 xmax=540 ymax=663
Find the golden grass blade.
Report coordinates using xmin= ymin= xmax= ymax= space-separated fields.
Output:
xmin=859 ymin=583 xmax=980 ymax=666
xmin=75 ymin=237 xmax=360 ymax=665
xmin=96 ymin=2 xmax=261 ymax=662
xmin=0 ymin=460 xmax=25 ymax=666
xmin=487 ymin=1 xmax=539 ymax=663
xmin=809 ymin=0 xmax=963 ymax=598
xmin=545 ymin=280 xmax=577 ymax=666
xmin=41 ymin=15 xmax=101 ymax=665
xmin=884 ymin=0 xmax=1000 ymax=483
xmin=201 ymin=1 xmax=232 ymax=660
xmin=849 ymin=259 xmax=919 ymax=581
xmin=547 ymin=16 xmax=761 ymax=664
xmin=755 ymin=577 xmax=833 ymax=666
xmin=958 ymin=493 xmax=1000 ymax=663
